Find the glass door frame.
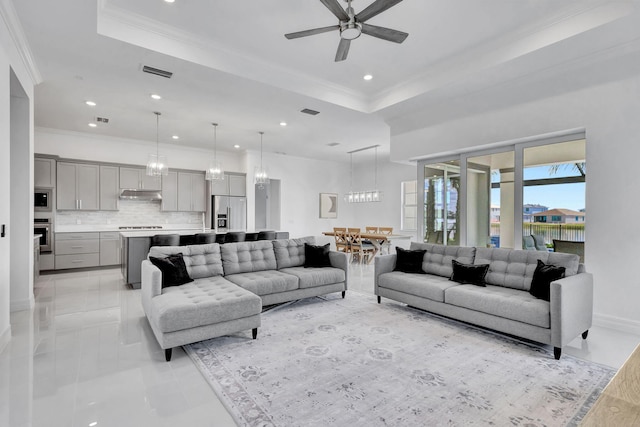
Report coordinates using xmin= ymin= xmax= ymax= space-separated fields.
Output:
xmin=418 ymin=130 xmax=586 ymax=248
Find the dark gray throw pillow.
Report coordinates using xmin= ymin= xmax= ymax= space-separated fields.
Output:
xmin=529 ymin=259 xmax=565 ymax=301
xmin=304 ymin=243 xmax=332 ymax=268
xmin=394 ymin=247 xmax=426 ymax=274
xmin=149 ymin=253 xmax=193 ymax=288
xmin=450 ymin=260 xmax=490 ymax=286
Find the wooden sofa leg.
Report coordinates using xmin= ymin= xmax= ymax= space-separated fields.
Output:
xmin=554 ymin=347 xmax=562 ymax=360
xmin=582 ymin=330 xmax=589 ymax=339
xmin=165 ymin=348 xmax=172 ymax=362
xmin=341 ymin=291 xmax=346 ymax=299
xmin=377 ymin=295 xmax=381 ymax=304
xmin=252 ymin=328 xmax=258 ymax=339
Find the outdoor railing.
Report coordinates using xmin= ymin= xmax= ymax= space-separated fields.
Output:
xmin=490 ymin=222 xmax=585 ymax=245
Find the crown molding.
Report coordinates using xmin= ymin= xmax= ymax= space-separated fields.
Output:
xmin=0 ymin=0 xmax=42 ymax=84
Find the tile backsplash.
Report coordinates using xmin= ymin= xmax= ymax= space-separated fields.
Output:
xmin=56 ymin=200 xmax=204 ymax=226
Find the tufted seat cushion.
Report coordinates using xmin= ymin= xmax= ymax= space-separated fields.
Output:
xmin=473 ymin=248 xmax=580 ymax=290
xmin=272 ymin=236 xmax=316 ymax=268
xmin=409 ymin=242 xmax=476 ymax=278
xmin=221 ymin=241 xmax=278 ymax=275
xmin=279 ymin=266 xmax=345 ymax=289
xmin=378 ymin=271 xmax=459 ymax=302
xmin=445 ymin=284 xmax=551 ymax=328
xmin=151 ymin=276 xmax=261 ymax=333
xmin=225 ymin=270 xmax=299 ymax=296
xmin=148 ymin=243 xmax=224 ymax=278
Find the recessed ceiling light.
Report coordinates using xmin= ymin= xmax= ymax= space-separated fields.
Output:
xmin=85 ymin=101 xmax=96 ymax=107
xmin=88 ymin=123 xmax=97 ymax=127
xmin=363 ymin=74 xmax=373 ymax=81
xmin=89 ymin=422 xmax=98 ymax=427
xmin=234 ymin=144 xmax=240 ymax=149
xmin=150 ymin=94 xmax=162 ymax=100
xmin=164 ymin=0 xmax=175 ymax=3
xmin=280 ymin=122 xmax=287 ymax=127
xmin=172 ymin=135 xmax=179 ymax=140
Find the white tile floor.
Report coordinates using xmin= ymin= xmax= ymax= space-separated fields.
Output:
xmin=1 ymin=263 xmax=639 ymax=427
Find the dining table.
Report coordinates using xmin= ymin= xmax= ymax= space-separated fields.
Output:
xmin=321 ymin=231 xmax=412 ymax=258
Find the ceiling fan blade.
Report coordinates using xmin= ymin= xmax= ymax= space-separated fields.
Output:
xmin=361 ymin=23 xmax=408 ymax=43
xmin=285 ymin=25 xmax=340 ymax=39
xmin=320 ymin=0 xmax=349 ymax=21
xmin=335 ymin=38 xmax=351 ymax=62
xmin=356 ymin=0 xmax=404 ymax=22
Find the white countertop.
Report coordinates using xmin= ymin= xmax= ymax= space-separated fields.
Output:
xmin=55 ymin=224 xmax=207 ymax=233
xmin=119 ymin=229 xmax=215 ymax=238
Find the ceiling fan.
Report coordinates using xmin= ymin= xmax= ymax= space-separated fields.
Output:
xmin=285 ymin=0 xmax=408 ymax=62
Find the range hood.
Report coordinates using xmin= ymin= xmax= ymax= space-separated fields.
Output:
xmin=119 ymin=189 xmax=162 ymax=201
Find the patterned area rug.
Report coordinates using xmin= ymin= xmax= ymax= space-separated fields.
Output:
xmin=184 ymin=292 xmax=615 ymax=427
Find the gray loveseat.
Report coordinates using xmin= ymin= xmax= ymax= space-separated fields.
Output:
xmin=375 ymin=242 xmax=592 ymax=359
xmin=142 ymin=237 xmax=348 ymax=360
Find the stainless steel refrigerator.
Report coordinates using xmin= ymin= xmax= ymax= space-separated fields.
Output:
xmin=212 ymin=196 xmax=247 ymax=231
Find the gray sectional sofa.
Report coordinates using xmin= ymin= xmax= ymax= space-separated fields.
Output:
xmin=141 ymin=237 xmax=348 ymax=360
xmin=375 ymin=242 xmax=593 ymax=359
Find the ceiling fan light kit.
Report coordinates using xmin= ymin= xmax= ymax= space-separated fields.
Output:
xmin=285 ymin=0 xmax=408 ymax=62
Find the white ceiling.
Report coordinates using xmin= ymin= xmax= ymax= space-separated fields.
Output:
xmin=12 ymin=0 xmax=640 ymax=162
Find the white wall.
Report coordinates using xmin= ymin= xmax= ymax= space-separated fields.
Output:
xmin=392 ymin=75 xmax=640 ymax=332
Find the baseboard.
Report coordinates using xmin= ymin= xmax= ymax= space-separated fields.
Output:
xmin=593 ymin=312 xmax=640 ymax=336
xmin=10 ymin=296 xmax=34 ymax=313
xmin=0 ymin=325 xmax=11 ymax=355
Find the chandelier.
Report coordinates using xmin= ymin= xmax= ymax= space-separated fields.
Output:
xmin=255 ymin=131 xmax=269 ymax=188
xmin=344 ymin=145 xmax=383 ymax=203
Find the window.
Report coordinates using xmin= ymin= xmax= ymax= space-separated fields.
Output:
xmin=401 ymin=180 xmax=417 ymax=231
xmin=552 ymin=215 xmax=562 ymax=222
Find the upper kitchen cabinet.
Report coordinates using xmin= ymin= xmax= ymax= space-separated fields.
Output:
xmin=57 ymin=162 xmax=100 ymax=210
xmin=99 ymin=165 xmax=119 ymax=211
xmin=210 ymin=173 xmax=246 ymax=197
xmin=178 ymin=172 xmax=206 ymax=212
xmin=119 ymin=167 xmax=161 ymax=191
xmin=34 ymin=157 xmax=56 ymax=188
xmin=160 ymin=171 xmax=178 ymax=211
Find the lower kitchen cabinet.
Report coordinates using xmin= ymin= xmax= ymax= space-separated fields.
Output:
xmin=100 ymin=232 xmax=120 ymax=266
xmin=55 ymin=232 xmax=100 ymax=269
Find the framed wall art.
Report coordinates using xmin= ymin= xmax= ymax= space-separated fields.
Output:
xmin=319 ymin=193 xmax=338 ymax=219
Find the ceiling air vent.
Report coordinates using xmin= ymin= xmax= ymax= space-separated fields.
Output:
xmin=96 ymin=117 xmax=109 ymax=123
xmin=142 ymin=65 xmax=173 ymax=79
xmin=300 ymin=108 xmax=320 ymax=116
xmin=327 ymin=142 xmax=340 ymax=147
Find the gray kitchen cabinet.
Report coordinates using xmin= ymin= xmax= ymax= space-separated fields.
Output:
xmin=34 ymin=157 xmax=56 ymax=188
xmin=99 ymin=165 xmax=119 ymax=211
xmin=210 ymin=173 xmax=246 ymax=197
xmin=55 ymin=232 xmax=100 ymax=269
xmin=100 ymin=232 xmax=120 ymax=266
xmin=119 ymin=167 xmax=160 ymax=190
xmin=178 ymin=172 xmax=206 ymax=212
xmin=161 ymin=171 xmax=178 ymax=211
xmin=56 ymin=162 xmax=99 ymax=210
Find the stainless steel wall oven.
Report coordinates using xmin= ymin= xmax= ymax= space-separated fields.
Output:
xmin=34 ymin=218 xmax=52 ymax=253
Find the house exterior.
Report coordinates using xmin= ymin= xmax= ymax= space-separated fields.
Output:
xmin=523 ymin=204 xmax=549 ymax=222
xmin=534 ymin=208 xmax=585 ymax=224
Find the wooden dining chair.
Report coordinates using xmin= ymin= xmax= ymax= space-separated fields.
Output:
xmin=333 ymin=227 xmax=350 ymax=254
xmin=378 ymin=227 xmax=393 ymax=254
xmin=347 ymin=228 xmax=376 ymax=264
xmin=365 ymin=226 xmax=378 ymax=233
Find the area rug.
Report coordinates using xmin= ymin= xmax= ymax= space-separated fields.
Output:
xmin=184 ymin=292 xmax=615 ymax=427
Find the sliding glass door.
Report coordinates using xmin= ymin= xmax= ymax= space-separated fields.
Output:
xmin=422 ymin=161 xmax=460 ymax=246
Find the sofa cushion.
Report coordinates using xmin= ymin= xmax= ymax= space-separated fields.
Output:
xmin=225 ymin=270 xmax=299 ymax=296
xmin=280 ymin=266 xmax=345 ymax=289
xmin=378 ymin=271 xmax=459 ymax=302
xmin=272 ymin=237 xmax=316 ymax=268
xmin=529 ymin=260 xmax=566 ymax=301
xmin=149 ymin=254 xmax=193 ymax=288
xmin=450 ymin=260 xmax=489 ymax=287
xmin=221 ymin=241 xmax=277 ymax=275
xmin=473 ymin=248 xmax=579 ymax=290
xmin=152 ymin=277 xmax=261 ymax=333
xmin=394 ymin=247 xmax=426 ymax=274
xmin=304 ymin=243 xmax=331 ymax=268
xmin=445 ymin=284 xmax=550 ymax=328
xmin=410 ymin=242 xmax=476 ymax=278
xmin=148 ymin=243 xmax=224 ymax=278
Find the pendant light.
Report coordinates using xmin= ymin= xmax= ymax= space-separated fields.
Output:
xmin=146 ymin=111 xmax=168 ymax=176
xmin=344 ymin=145 xmax=383 ymax=203
xmin=255 ymin=131 xmax=269 ymax=188
xmin=205 ymin=123 xmax=225 ymax=181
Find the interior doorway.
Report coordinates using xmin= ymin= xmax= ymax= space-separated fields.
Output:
xmin=255 ymin=179 xmax=281 ymax=231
